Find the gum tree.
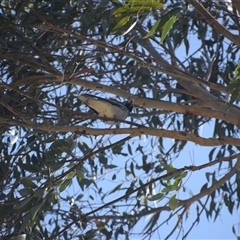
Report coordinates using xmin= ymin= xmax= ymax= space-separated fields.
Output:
xmin=1 ymin=1 xmax=240 ymax=239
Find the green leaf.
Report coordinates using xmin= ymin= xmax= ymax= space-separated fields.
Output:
xmin=227 ymin=64 xmax=240 ymax=106
xmin=109 ymin=183 xmax=122 ymax=195
xmin=184 ymin=37 xmax=189 ymax=55
xmin=15 ymin=196 xmax=33 ymax=210
xmin=106 ymin=164 xmax=118 ymax=169
xmin=161 ymin=15 xmax=177 ymax=43
xmin=20 ymin=178 xmax=38 ymax=188
xmin=173 ymin=178 xmax=182 ymax=191
xmin=112 ymin=0 xmax=164 ymax=32
xmin=67 ymin=171 xmax=76 ymax=179
xmin=158 ymin=7 xmax=181 ymax=29
xmin=148 ymin=193 xmax=164 ymax=201
xmin=78 ymin=179 xmax=94 ymax=191
xmin=59 ymin=178 xmax=72 ymax=192
xmin=76 ymin=168 xmax=85 ymax=181
xmin=34 ymin=188 xmax=47 ymax=198
xmin=143 ymin=19 xmax=161 ymax=39
xmin=174 ymin=171 xmax=188 ymax=180
xmin=30 ymin=201 xmax=43 ymax=222
xmin=48 ymin=161 xmax=65 ymax=171
xmin=19 ymin=212 xmax=31 ymax=232
xmin=99 ymin=152 xmax=108 ymax=165
xmin=46 ymin=192 xmax=56 ymax=204
xmin=112 ymin=16 xmax=130 ymax=32
xmin=161 ymin=162 xmax=176 ymax=173
xmin=162 ymin=185 xmax=178 ymax=192
xmin=130 ymin=161 xmax=135 ymax=177
xmin=19 ymin=188 xmax=34 ymax=197
xmin=144 ymin=7 xmax=181 ymax=39
xmin=169 ymin=194 xmax=178 ymax=210
xmin=113 ymin=6 xmax=131 ymax=16
xmin=113 ymin=1 xmax=164 ymax=16
xmin=200 ymin=183 xmax=208 ymax=192
xmin=0 ymin=205 xmax=14 ymax=220
xmin=127 ymin=0 xmax=164 ymax=8
xmin=17 ymin=162 xmax=41 ymax=173
xmin=228 ymin=85 xmax=240 ymax=105
xmin=127 ymin=144 xmax=132 ymax=155
xmin=233 ymin=63 xmax=240 ymax=78
xmin=50 ymin=138 xmax=74 ymax=155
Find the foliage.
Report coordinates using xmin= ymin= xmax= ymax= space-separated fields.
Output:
xmin=1 ymin=0 xmax=240 ymax=239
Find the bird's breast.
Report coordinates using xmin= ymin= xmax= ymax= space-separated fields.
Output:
xmin=98 ymin=105 xmax=128 ymax=119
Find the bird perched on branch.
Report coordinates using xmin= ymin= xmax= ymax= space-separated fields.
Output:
xmin=79 ymin=94 xmax=133 ymax=124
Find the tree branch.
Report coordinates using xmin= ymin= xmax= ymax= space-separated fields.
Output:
xmin=0 ymin=99 xmax=32 ymax=124
xmin=127 ymin=33 xmax=240 ymax=117
xmin=1 ymin=117 xmax=240 ymax=147
xmin=188 ymin=0 xmax=240 ymax=47
xmin=128 ymin=29 xmax=229 ymax=95
xmin=182 ymin=196 xmax=209 ymax=239
xmin=68 ymin=78 xmax=240 ymax=127
xmin=232 ymin=0 xmax=240 ymax=14
xmin=179 ymin=157 xmax=240 ymax=208
xmin=47 ymin=152 xmax=240 ymax=239
xmin=39 ymin=22 xmax=229 ymax=96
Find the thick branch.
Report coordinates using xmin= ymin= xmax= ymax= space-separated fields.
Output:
xmin=179 ymin=157 xmax=240 ymax=208
xmin=130 ymin=34 xmax=240 ymax=117
xmin=32 ymin=23 xmax=239 ymax=116
xmin=2 ymin=78 xmax=240 ymax=126
xmin=1 ymin=118 xmax=240 ymax=147
xmin=68 ymin=78 xmax=240 ymax=127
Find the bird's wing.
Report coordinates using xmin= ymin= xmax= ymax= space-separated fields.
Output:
xmin=78 ymin=94 xmax=100 ymax=115
xmin=79 ymin=94 xmax=128 ymax=119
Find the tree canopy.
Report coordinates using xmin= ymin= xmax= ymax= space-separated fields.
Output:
xmin=1 ymin=0 xmax=240 ymax=239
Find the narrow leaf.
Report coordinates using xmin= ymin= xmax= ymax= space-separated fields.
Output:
xmin=109 ymin=183 xmax=122 ymax=195
xmin=60 ymin=178 xmax=72 ymax=192
xmin=17 ymin=162 xmax=41 ymax=173
xmin=233 ymin=63 xmax=240 ymax=78
xmin=161 ymin=15 xmax=176 ymax=43
xmin=15 ymin=196 xmax=33 ymax=210
xmin=122 ymin=18 xmax=138 ymax=36
xmin=20 ymin=178 xmax=38 ymax=188
xmin=148 ymin=193 xmax=164 ymax=201
xmin=112 ymin=16 xmax=130 ymax=32
xmin=143 ymin=19 xmax=161 ymax=39
xmin=169 ymin=194 xmax=178 ymax=210
xmin=30 ymin=201 xmax=43 ymax=221
xmin=19 ymin=188 xmax=34 ymax=197
xmin=68 ymin=171 xmax=75 ymax=179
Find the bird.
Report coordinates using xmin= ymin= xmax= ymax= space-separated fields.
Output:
xmin=79 ymin=94 xmax=133 ymax=124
